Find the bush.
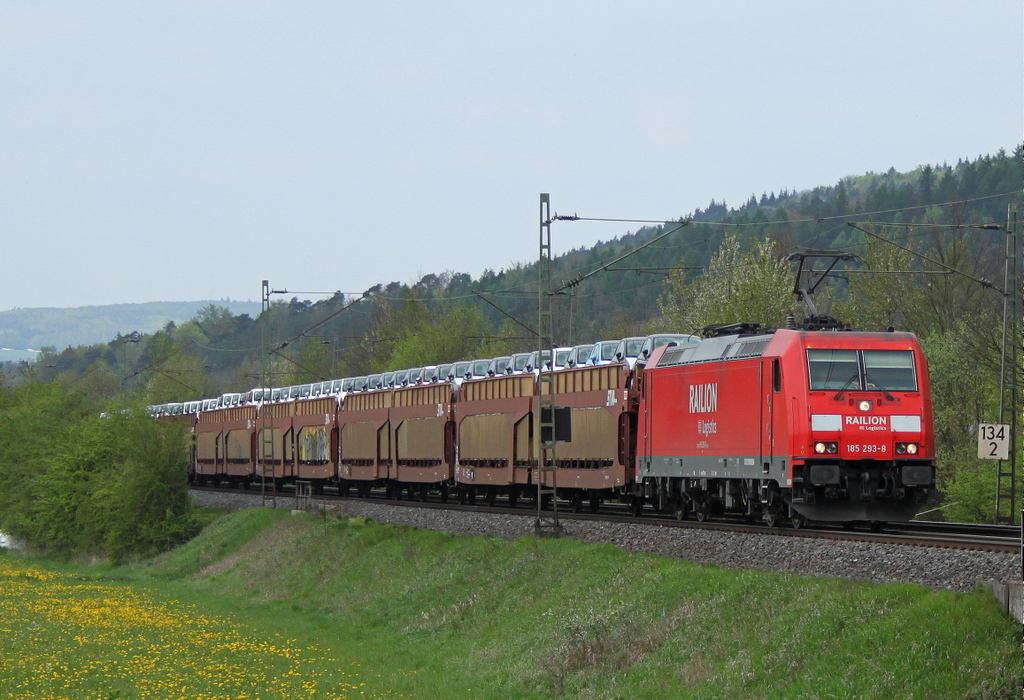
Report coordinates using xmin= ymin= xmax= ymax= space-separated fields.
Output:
xmin=0 ymin=382 xmax=93 ymax=540
xmin=0 ymin=382 xmax=198 ymax=562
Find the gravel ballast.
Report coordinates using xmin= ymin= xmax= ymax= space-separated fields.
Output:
xmin=191 ymin=489 xmax=1021 ymax=592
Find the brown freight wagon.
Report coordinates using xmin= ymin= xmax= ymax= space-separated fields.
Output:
xmin=545 ymin=363 xmax=635 ymax=512
xmin=193 ymin=405 xmax=257 ymax=487
xmin=390 ymin=381 xmax=456 ymax=501
xmin=454 ymin=365 xmax=637 ymax=511
xmin=338 ymin=388 xmax=392 ymax=497
xmin=454 ymin=373 xmax=535 ymax=506
xmin=292 ymin=395 xmax=340 ymax=493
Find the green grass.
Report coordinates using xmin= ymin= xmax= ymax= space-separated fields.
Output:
xmin=2 ymin=508 xmax=1020 ymax=699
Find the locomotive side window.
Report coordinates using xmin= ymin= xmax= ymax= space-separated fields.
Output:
xmin=862 ymin=350 xmax=917 ymax=391
xmin=772 ymin=359 xmax=781 ymax=392
xmin=807 ymin=349 xmax=859 ymax=390
xmin=807 ymin=349 xmax=917 ymax=392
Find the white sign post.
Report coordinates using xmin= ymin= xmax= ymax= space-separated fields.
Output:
xmin=977 ymin=423 xmax=1010 ymax=461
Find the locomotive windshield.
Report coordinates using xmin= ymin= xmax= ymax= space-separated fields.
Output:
xmin=807 ymin=349 xmax=917 ymax=392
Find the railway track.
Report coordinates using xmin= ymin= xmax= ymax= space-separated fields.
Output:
xmin=191 ymin=484 xmax=1022 ymax=554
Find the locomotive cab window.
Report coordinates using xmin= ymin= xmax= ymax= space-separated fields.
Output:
xmin=807 ymin=349 xmax=917 ymax=392
xmin=862 ymin=350 xmax=916 ymax=391
xmin=807 ymin=349 xmax=859 ymax=390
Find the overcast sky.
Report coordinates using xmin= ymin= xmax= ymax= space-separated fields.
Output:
xmin=1 ymin=1 xmax=1020 ymax=311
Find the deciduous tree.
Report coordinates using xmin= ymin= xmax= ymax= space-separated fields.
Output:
xmin=658 ymin=231 xmax=799 ymax=333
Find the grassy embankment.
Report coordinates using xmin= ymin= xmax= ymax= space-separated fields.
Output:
xmin=1 ymin=507 xmax=1020 ymax=699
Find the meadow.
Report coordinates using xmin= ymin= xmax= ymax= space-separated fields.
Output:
xmin=0 ymin=555 xmax=391 ymax=699
xmin=0 ymin=507 xmax=1020 ymax=699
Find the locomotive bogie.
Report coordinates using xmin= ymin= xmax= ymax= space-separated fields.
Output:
xmin=788 ymin=458 xmax=934 ymax=521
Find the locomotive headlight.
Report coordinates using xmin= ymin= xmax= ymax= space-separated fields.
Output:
xmin=814 ymin=441 xmax=838 ymax=454
xmin=857 ymin=399 xmax=873 ymax=412
xmin=896 ymin=442 xmax=919 ymax=455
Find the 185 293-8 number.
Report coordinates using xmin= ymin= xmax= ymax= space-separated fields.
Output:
xmin=847 ymin=444 xmax=888 ymax=454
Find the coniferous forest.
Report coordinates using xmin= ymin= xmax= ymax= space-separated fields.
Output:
xmin=0 ymin=147 xmax=1020 ymax=550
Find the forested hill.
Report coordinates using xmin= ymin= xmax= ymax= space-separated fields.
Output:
xmin=0 ymin=300 xmax=261 ymax=353
xmin=530 ymin=147 xmax=1020 ymax=341
xmin=11 ymin=146 xmax=1021 ymax=398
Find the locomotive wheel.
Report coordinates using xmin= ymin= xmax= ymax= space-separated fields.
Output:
xmin=589 ymin=493 xmax=601 ymax=513
xmin=869 ymin=520 xmax=887 ymax=532
xmin=673 ymin=498 xmax=690 ymax=521
xmin=791 ymin=513 xmax=807 ymax=530
xmin=693 ymin=500 xmax=710 ymax=522
xmin=763 ymin=506 xmax=784 ymax=528
xmin=571 ymin=491 xmax=583 ymax=514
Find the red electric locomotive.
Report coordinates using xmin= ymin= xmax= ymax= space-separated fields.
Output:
xmin=636 ymin=328 xmax=936 ymax=526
